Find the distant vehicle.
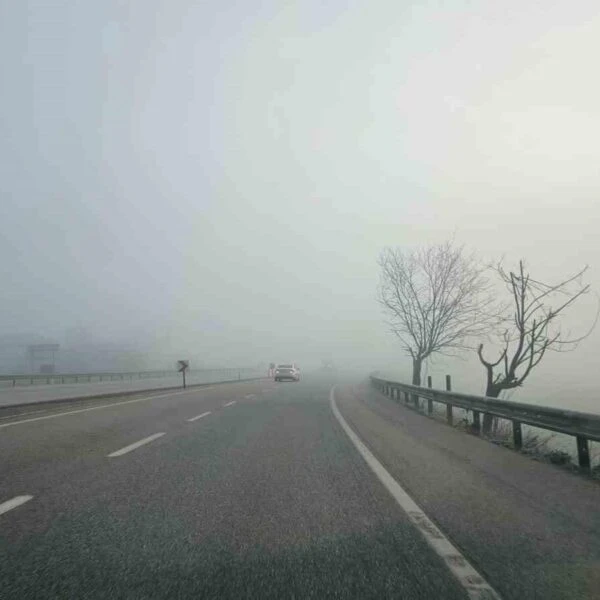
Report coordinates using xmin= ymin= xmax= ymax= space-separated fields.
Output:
xmin=274 ymin=363 xmax=300 ymax=382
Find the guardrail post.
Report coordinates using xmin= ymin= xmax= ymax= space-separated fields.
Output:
xmin=445 ymin=375 xmax=453 ymax=425
xmin=576 ymin=436 xmax=591 ymax=472
xmin=404 ymin=391 xmax=409 ymax=404
xmin=427 ymin=376 xmax=433 ymax=414
xmin=512 ymin=421 xmax=523 ymax=450
xmin=472 ymin=411 xmax=481 ymax=434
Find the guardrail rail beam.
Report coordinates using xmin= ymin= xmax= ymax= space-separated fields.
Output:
xmin=371 ymin=374 xmax=599 ymax=476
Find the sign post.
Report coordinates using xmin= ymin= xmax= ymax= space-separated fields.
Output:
xmin=177 ymin=360 xmax=189 ymax=389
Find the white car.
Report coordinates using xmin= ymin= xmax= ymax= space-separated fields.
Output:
xmin=274 ymin=363 xmax=300 ymax=382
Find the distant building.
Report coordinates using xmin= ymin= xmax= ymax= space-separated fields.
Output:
xmin=0 ymin=332 xmax=149 ymax=374
xmin=27 ymin=344 xmax=60 ymax=373
xmin=0 ymin=334 xmax=59 ymax=374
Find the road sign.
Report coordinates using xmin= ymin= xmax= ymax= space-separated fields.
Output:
xmin=177 ymin=360 xmax=189 ymax=388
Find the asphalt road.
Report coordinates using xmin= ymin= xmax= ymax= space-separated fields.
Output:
xmin=1 ymin=375 xmax=599 ymax=599
xmin=337 ymin=382 xmax=600 ymax=600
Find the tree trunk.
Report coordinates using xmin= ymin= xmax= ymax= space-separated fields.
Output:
xmin=482 ymin=382 xmax=501 ymax=434
xmin=412 ymin=358 xmax=422 ymax=386
xmin=411 ymin=358 xmax=422 ymax=406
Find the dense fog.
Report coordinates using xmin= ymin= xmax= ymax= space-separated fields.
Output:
xmin=1 ymin=1 xmax=599 ymax=406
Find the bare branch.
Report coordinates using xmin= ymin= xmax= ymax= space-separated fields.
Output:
xmin=378 ymin=242 xmax=497 ymax=384
xmin=477 ymin=259 xmax=596 ymax=406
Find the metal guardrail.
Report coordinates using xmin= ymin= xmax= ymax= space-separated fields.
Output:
xmin=370 ymin=375 xmax=600 ymax=472
xmin=0 ymin=368 xmax=261 ymax=387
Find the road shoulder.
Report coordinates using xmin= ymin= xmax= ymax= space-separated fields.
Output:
xmin=334 ymin=382 xmax=600 ymax=600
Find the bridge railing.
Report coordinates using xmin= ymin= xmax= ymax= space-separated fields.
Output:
xmin=0 ymin=368 xmax=262 ymax=387
xmin=370 ymin=375 xmax=600 ymax=472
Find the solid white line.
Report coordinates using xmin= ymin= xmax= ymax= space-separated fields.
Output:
xmin=0 ymin=495 xmax=34 ymax=516
xmin=0 ymin=386 xmax=216 ymax=430
xmin=330 ymin=387 xmax=501 ymax=600
xmin=223 ymin=400 xmax=237 ymax=407
xmin=187 ymin=411 xmax=211 ymax=422
xmin=107 ymin=432 xmax=165 ymax=457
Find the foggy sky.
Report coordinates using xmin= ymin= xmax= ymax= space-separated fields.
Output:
xmin=2 ymin=2 xmax=600 ymax=396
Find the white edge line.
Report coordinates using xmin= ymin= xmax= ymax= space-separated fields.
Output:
xmin=330 ymin=386 xmax=502 ymax=600
xmin=0 ymin=386 xmax=217 ymax=430
xmin=107 ymin=432 xmax=165 ymax=458
xmin=0 ymin=495 xmax=34 ymax=516
xmin=187 ymin=411 xmax=211 ymax=422
xmin=223 ymin=400 xmax=237 ymax=407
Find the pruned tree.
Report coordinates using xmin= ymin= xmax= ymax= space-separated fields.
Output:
xmin=378 ymin=241 xmax=495 ymax=386
xmin=478 ymin=260 xmax=597 ymax=433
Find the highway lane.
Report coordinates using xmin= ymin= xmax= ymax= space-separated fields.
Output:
xmin=1 ymin=376 xmax=468 ymax=599
xmin=0 ymin=380 xmax=272 ymax=504
xmin=336 ymin=383 xmax=600 ymax=600
xmin=5 ymin=374 xmax=597 ymax=598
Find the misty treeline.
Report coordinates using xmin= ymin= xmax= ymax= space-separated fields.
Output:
xmin=377 ymin=241 xmax=597 ymax=433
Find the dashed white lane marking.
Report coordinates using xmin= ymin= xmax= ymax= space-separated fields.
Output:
xmin=187 ymin=411 xmax=211 ymax=422
xmin=0 ymin=387 xmax=216 ymax=430
xmin=245 ymin=394 xmax=256 ymax=399
xmin=0 ymin=495 xmax=34 ymax=516
xmin=107 ymin=433 xmax=165 ymax=457
xmin=223 ymin=400 xmax=237 ymax=407
xmin=330 ymin=387 xmax=501 ymax=600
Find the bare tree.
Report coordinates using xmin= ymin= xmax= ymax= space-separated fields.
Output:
xmin=378 ymin=241 xmax=495 ymax=386
xmin=478 ymin=260 xmax=597 ymax=433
